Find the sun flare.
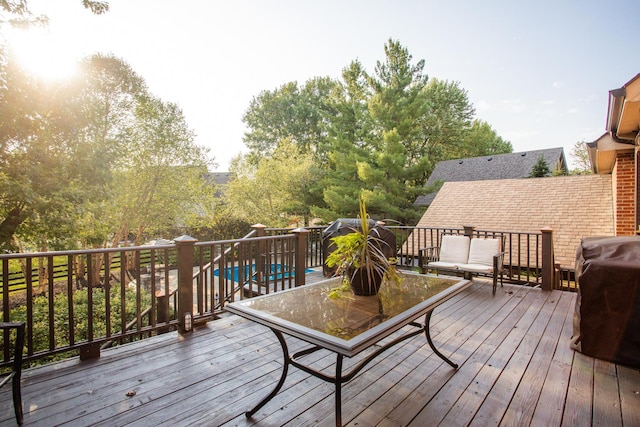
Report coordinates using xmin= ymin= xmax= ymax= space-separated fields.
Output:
xmin=5 ymin=27 xmax=80 ymax=82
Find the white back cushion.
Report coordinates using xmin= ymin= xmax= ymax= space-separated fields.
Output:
xmin=439 ymin=235 xmax=470 ymax=264
xmin=467 ymin=238 xmax=501 ymax=267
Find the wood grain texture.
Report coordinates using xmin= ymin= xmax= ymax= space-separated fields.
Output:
xmin=1 ymin=280 xmax=638 ymax=427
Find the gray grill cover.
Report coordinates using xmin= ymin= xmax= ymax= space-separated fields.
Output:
xmin=570 ymin=236 xmax=640 ymax=368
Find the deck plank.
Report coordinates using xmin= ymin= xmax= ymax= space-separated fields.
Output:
xmin=593 ymin=358 xmax=624 ymax=426
xmin=530 ymin=290 xmax=576 ymax=427
xmin=371 ymin=282 xmax=510 ymax=426
xmin=425 ymin=285 xmax=535 ymax=427
xmin=618 ymin=365 xmax=640 ymax=427
xmin=1 ymin=279 xmax=639 ymax=427
xmin=562 ymin=351 xmax=595 ymax=427
xmin=285 ymin=283 xmax=490 ymax=427
xmin=428 ymin=285 xmax=552 ymax=427
xmin=501 ymin=290 xmax=575 ymax=426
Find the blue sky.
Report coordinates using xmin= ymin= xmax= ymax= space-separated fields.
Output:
xmin=6 ymin=0 xmax=640 ymax=170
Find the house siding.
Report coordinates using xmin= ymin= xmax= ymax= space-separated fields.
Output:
xmin=416 ymin=175 xmax=614 ymax=268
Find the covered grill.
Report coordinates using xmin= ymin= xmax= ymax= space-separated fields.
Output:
xmin=570 ymin=236 xmax=640 ymax=368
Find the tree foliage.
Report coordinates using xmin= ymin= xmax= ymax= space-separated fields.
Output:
xmin=242 ymin=38 xmax=512 ymax=225
xmin=529 ymin=155 xmax=551 ymax=178
xmin=0 ymin=51 xmax=215 ymax=252
xmin=0 ymin=51 xmax=93 ymax=251
xmin=0 ymin=0 xmax=107 ymax=30
xmin=224 ymin=139 xmax=318 ymax=227
xmin=570 ymin=140 xmax=593 ymax=175
xmin=460 ymin=119 xmax=513 ymax=157
xmin=242 ymin=77 xmax=337 ymax=165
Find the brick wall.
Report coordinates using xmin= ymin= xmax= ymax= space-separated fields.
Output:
xmin=612 ymin=151 xmax=636 ymax=235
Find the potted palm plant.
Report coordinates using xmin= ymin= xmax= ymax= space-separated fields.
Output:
xmin=325 ymin=195 xmax=401 ymax=296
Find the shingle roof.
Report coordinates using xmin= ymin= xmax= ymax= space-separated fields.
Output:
xmin=415 ymin=174 xmax=614 ymax=268
xmin=204 ymin=172 xmax=234 ymax=197
xmin=415 ymin=148 xmax=567 ymax=206
xmin=205 ymin=172 xmax=233 ymax=186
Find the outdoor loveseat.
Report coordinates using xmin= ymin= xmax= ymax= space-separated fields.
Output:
xmin=419 ymin=234 xmax=506 ymax=296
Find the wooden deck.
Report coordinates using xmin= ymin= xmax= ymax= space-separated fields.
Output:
xmin=2 ymin=279 xmax=639 ymax=426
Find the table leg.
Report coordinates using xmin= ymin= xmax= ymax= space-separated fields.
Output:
xmin=334 ymin=354 xmax=343 ymax=427
xmin=246 ymin=328 xmax=290 ymax=418
xmin=424 ymin=310 xmax=458 ymax=369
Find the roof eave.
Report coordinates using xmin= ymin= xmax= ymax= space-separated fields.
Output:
xmin=588 ymin=133 xmax=635 ymax=174
xmin=606 ymin=73 xmax=640 ymax=143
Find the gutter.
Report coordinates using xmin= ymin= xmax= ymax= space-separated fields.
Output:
xmin=606 ymin=88 xmax=634 ymax=144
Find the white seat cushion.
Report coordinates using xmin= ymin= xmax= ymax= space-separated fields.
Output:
xmin=467 ymin=238 xmax=500 ymax=267
xmin=438 ymin=235 xmax=470 ymax=264
xmin=460 ymin=263 xmax=493 ymax=274
xmin=427 ymin=261 xmax=460 ymax=270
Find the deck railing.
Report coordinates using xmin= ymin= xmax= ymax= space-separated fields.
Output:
xmin=1 ymin=224 xmax=568 ymax=367
xmin=387 ymin=225 xmax=567 ymax=286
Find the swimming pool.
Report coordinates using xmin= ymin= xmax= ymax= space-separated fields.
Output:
xmin=213 ymin=263 xmax=314 ymax=282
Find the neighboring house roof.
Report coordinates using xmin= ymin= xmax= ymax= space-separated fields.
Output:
xmin=204 ymin=172 xmax=233 ymax=197
xmin=415 ymin=148 xmax=567 ymax=206
xmin=205 ymin=172 xmax=233 ymax=186
xmin=415 ymin=175 xmax=614 ymax=268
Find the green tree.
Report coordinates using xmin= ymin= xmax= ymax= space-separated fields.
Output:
xmin=358 ymin=39 xmax=432 ymax=223
xmin=320 ymin=41 xmax=496 ymax=224
xmin=224 ymin=139 xmax=317 ymax=226
xmin=240 ymin=39 xmax=511 ymax=225
xmin=110 ymin=95 xmax=213 ymax=246
xmin=529 ymin=155 xmax=551 ymax=177
xmin=315 ymin=60 xmax=374 ymax=221
xmin=69 ymin=53 xmax=149 ymax=248
xmin=67 ymin=54 xmax=215 ymax=248
xmin=460 ymin=119 xmax=513 ymax=157
xmin=418 ymin=78 xmax=475 ymax=170
xmin=570 ymin=140 xmax=593 ymax=175
xmin=0 ymin=51 xmax=215 ymax=252
xmin=242 ymin=77 xmax=338 ymax=164
xmin=0 ymin=51 xmax=98 ymax=252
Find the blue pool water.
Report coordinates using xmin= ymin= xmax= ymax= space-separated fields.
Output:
xmin=213 ymin=263 xmax=314 ymax=282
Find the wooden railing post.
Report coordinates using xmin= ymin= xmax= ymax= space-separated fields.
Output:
xmin=175 ymin=235 xmax=197 ymax=334
xmin=463 ymin=225 xmax=476 ymax=238
xmin=541 ymin=227 xmax=555 ymax=291
xmin=252 ymin=224 xmax=267 ymax=289
xmin=292 ymin=228 xmax=309 ymax=287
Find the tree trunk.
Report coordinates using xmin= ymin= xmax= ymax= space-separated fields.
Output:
xmin=0 ymin=206 xmax=26 ymax=251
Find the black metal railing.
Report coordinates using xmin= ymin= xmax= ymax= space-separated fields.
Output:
xmin=1 ymin=223 xmax=565 ymax=367
xmin=1 ymin=244 xmax=179 ymax=366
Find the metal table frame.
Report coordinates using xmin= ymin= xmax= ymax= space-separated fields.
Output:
xmin=227 ymin=273 xmax=471 ymax=426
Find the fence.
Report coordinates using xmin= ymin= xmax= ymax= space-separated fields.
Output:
xmin=2 ymin=223 xmax=566 ymax=367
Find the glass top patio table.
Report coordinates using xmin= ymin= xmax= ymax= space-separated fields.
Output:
xmin=227 ymin=271 xmax=471 ymax=357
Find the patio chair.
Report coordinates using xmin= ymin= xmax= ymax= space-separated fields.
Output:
xmin=421 ymin=235 xmax=471 ymax=270
xmin=1 ymin=322 xmax=25 ymax=425
xmin=420 ymin=234 xmax=506 ymax=295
